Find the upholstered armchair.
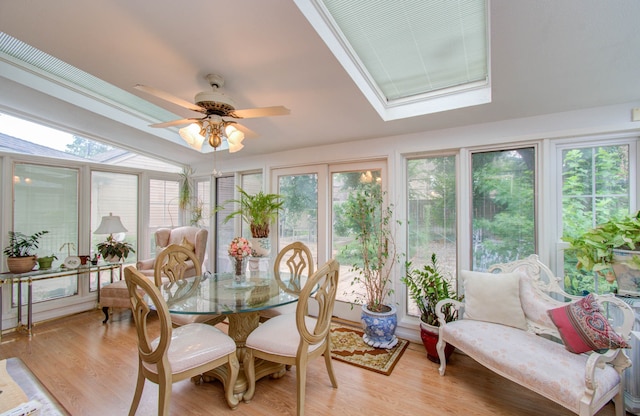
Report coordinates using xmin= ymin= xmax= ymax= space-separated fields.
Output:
xmin=136 ymin=226 xmax=208 ymax=279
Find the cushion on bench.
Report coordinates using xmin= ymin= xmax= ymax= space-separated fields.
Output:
xmin=441 ymin=319 xmax=621 ymax=413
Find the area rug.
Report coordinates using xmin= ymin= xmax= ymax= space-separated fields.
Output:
xmin=329 ymin=323 xmax=409 ymax=376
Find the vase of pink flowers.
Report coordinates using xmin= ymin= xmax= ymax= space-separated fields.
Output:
xmin=228 ymin=237 xmax=252 ymax=280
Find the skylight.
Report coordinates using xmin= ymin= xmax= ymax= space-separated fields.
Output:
xmin=0 ymin=32 xmax=178 ymax=124
xmin=294 ymin=0 xmax=490 ymax=121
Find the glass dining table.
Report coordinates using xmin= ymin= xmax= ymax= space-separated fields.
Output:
xmin=155 ymin=271 xmax=303 ymax=399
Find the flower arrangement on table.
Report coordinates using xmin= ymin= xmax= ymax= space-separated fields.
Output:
xmin=228 ymin=237 xmax=252 ymax=277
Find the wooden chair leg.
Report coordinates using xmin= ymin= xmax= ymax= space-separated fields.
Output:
xmin=102 ymin=306 xmax=110 ymax=324
xmin=324 ymin=348 xmax=338 ymax=388
xmin=296 ymin=363 xmax=307 ymax=416
xmin=128 ymin=364 xmax=145 ymax=416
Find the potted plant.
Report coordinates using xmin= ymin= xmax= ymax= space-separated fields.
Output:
xmin=402 ymin=253 xmax=462 ymax=362
xmin=341 ymin=185 xmax=401 ymax=348
xmin=218 ymin=186 xmax=284 ymax=257
xmin=3 ymin=230 xmax=49 ymax=274
xmin=563 ymin=210 xmax=640 ymax=295
xmin=37 ymin=253 xmax=58 ymax=270
xmin=96 ymin=235 xmax=135 ymax=263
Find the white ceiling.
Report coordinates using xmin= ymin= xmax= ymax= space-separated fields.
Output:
xmin=0 ymin=0 xmax=639 ymax=168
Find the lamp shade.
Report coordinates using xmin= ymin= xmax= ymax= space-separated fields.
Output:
xmin=94 ymin=213 xmax=128 ymax=234
xmin=179 ymin=123 xmax=206 ymax=151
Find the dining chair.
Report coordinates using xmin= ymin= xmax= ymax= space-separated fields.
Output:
xmin=243 ymin=258 xmax=339 ymax=416
xmin=154 ymin=243 xmax=225 ymax=327
xmin=259 ymin=241 xmax=315 ymax=321
xmin=123 ymin=266 xmax=239 ymax=415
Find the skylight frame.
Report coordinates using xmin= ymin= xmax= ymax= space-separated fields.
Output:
xmin=294 ymin=0 xmax=491 ymax=121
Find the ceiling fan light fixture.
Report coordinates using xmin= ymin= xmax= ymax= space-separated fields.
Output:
xmin=179 ymin=122 xmax=205 ymax=151
xmin=225 ymin=125 xmax=245 ymax=144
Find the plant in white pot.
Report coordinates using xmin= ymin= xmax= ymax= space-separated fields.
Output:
xmin=217 ymin=186 xmax=284 ymax=257
xmin=3 ymin=230 xmax=49 ymax=274
xmin=96 ymin=235 xmax=135 ymax=263
xmin=402 ymin=253 xmax=462 ymax=362
xmin=341 ymin=185 xmax=402 ymax=348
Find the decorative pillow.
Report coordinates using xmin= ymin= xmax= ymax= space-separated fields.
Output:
xmin=461 ymin=270 xmax=528 ymax=330
xmin=547 ymin=293 xmax=630 ymax=354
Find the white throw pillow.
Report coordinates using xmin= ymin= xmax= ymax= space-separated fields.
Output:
xmin=461 ymin=270 xmax=528 ymax=330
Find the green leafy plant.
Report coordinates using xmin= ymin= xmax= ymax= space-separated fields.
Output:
xmin=402 ymin=253 xmax=462 ymax=326
xmin=3 ymin=231 xmax=49 ymax=257
xmin=563 ymin=210 xmax=640 ymax=274
xmin=342 ymin=186 xmax=401 ymax=313
xmin=96 ymin=235 xmax=135 ymax=260
xmin=217 ymin=186 xmax=284 ymax=238
xmin=38 ymin=254 xmax=58 ymax=261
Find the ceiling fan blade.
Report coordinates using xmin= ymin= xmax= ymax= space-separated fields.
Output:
xmin=233 ymin=122 xmax=259 ymax=139
xmin=134 ymin=84 xmax=205 ymax=114
xmin=230 ymin=106 xmax=290 ymax=119
xmin=150 ymin=118 xmax=195 ymax=128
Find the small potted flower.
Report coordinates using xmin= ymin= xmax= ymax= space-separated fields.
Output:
xmin=228 ymin=237 xmax=252 ymax=278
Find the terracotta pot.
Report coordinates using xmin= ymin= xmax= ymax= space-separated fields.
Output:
xmin=7 ymin=256 xmax=37 ymax=274
xmin=420 ymin=320 xmax=455 ymax=363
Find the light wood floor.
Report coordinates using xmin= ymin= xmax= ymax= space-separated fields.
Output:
xmin=0 ymin=309 xmax=625 ymax=416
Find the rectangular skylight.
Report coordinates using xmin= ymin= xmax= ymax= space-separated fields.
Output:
xmin=295 ymin=0 xmax=490 ymax=121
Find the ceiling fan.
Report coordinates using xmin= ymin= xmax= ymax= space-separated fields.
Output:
xmin=135 ymin=73 xmax=290 ymax=153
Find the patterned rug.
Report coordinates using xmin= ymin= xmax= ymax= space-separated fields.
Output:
xmin=329 ymin=323 xmax=409 ymax=376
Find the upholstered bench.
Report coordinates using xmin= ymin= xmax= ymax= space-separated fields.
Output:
xmin=436 ymin=255 xmax=635 ymax=416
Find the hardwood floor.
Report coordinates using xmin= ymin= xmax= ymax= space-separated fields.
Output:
xmin=0 ymin=309 xmax=624 ymax=416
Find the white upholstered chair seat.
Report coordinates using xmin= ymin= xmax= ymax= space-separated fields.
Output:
xmin=441 ymin=319 xmax=620 ymax=413
xmin=246 ymin=314 xmax=322 ymax=357
xmin=146 ymin=323 xmax=236 ymax=374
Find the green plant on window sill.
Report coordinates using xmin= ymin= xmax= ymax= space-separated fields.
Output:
xmin=562 ymin=210 xmax=640 ymax=275
xmin=96 ymin=235 xmax=135 ymax=261
xmin=3 ymin=230 xmax=49 ymax=258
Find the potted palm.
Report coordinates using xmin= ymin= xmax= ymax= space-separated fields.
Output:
xmin=3 ymin=230 xmax=49 ymax=274
xmin=218 ymin=186 xmax=284 ymax=257
xmin=341 ymin=185 xmax=401 ymax=348
xmin=402 ymin=253 xmax=461 ymax=362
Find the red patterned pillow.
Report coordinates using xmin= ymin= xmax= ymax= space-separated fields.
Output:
xmin=547 ymin=294 xmax=629 ymax=354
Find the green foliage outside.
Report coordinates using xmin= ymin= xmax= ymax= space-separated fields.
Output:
xmin=561 ymin=146 xmax=629 ymax=295
xmin=472 ymin=149 xmax=535 ymax=270
xmin=65 ymin=136 xmax=113 ymax=158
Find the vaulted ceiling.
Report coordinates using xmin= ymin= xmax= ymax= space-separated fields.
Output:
xmin=1 ymin=1 xmax=639 ymax=168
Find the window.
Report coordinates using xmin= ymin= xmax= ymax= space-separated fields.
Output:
xmin=277 ymin=173 xmax=319 ymax=264
xmin=91 ymin=171 xmax=138 ymax=291
xmin=471 ymin=147 xmax=536 ymax=271
xmin=560 ymin=143 xmax=632 ymax=295
xmin=406 ymin=155 xmax=457 ymax=317
xmin=215 ymin=176 xmax=236 ymax=273
xmin=13 ymin=163 xmax=79 ymax=304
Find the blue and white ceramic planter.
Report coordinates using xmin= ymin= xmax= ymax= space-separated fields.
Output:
xmin=361 ymin=304 xmax=398 ymax=349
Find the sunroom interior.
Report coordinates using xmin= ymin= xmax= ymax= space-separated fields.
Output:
xmin=0 ymin=2 xmax=639 ymax=413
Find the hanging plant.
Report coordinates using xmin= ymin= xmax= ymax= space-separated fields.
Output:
xmin=179 ymin=166 xmax=194 ymax=211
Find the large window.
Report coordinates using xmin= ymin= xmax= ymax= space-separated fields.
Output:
xmin=91 ymin=171 xmax=138 ymax=290
xmin=13 ymin=163 xmax=79 ymax=304
xmin=471 ymin=147 xmax=536 ymax=271
xmin=406 ymin=155 xmax=457 ymax=317
xmin=277 ymin=173 xmax=319 ymax=266
xmin=560 ymin=143 xmax=631 ymax=295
